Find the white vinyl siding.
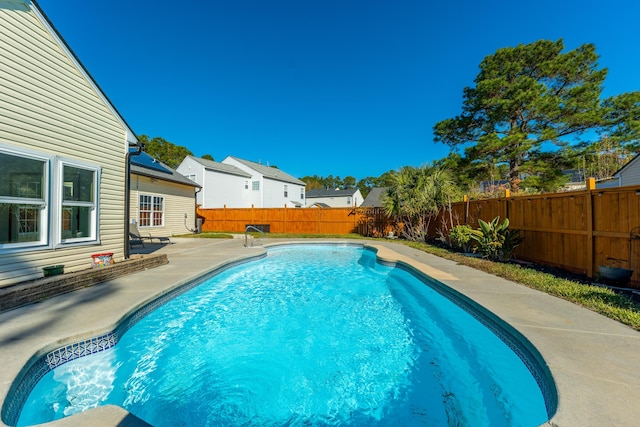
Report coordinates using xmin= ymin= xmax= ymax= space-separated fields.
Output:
xmin=0 ymin=5 xmax=129 ymax=287
xmin=618 ymin=156 xmax=640 ymax=186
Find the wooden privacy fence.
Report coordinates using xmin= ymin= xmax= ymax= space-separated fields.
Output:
xmin=197 ymin=206 xmax=379 ymax=235
xmin=431 ymin=181 xmax=640 ymax=284
xmin=197 ymin=181 xmax=640 ymax=285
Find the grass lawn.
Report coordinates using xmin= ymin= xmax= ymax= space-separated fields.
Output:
xmin=399 ymin=240 xmax=640 ymax=332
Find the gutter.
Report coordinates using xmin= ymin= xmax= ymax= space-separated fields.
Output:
xmin=125 ymin=143 xmax=143 ymax=259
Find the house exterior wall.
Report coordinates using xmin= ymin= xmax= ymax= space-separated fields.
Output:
xmin=176 ymin=156 xmax=252 ymax=208
xmin=203 ymin=170 xmax=251 ymax=208
xmin=0 ymin=3 xmax=130 ymax=286
xmin=222 ymin=157 xmax=305 ymax=208
xmin=176 ymin=156 xmax=205 ymax=205
xmin=618 ymin=156 xmax=640 ymax=187
xmin=307 ymin=190 xmax=363 ymax=207
xmin=129 ymin=175 xmax=196 ymax=237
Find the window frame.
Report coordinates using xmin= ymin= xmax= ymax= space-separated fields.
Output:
xmin=252 ymin=181 xmax=260 ymax=191
xmin=0 ymin=145 xmax=50 ymax=251
xmin=57 ymin=158 xmax=101 ymax=245
xmin=138 ymin=194 xmax=165 ymax=228
xmin=284 ymin=184 xmax=288 ymax=198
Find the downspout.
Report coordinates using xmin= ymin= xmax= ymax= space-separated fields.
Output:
xmin=185 ymin=187 xmax=202 ymax=233
xmin=125 ymin=142 xmax=143 ymax=259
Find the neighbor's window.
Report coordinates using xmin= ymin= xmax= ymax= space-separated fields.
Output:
xmin=139 ymin=194 xmax=164 ymax=227
xmin=60 ymin=163 xmax=98 ymax=241
xmin=300 ymin=188 xmax=304 ymax=199
xmin=252 ymin=181 xmax=260 ymax=191
xmin=245 ymin=180 xmax=249 ymax=190
xmin=284 ymin=184 xmax=288 ymax=197
xmin=0 ymin=149 xmax=48 ymax=247
xmin=347 ymin=196 xmax=352 ymax=205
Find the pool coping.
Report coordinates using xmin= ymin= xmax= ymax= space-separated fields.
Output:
xmin=1 ymin=238 xmax=640 ymax=426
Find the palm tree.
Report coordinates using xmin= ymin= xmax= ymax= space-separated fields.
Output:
xmin=382 ymin=165 xmax=460 ymax=241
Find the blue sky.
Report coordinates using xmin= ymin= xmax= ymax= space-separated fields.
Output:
xmin=38 ymin=0 xmax=640 ymax=181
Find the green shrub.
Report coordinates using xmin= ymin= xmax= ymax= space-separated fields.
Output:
xmin=470 ymin=216 xmax=523 ymax=261
xmin=449 ymin=224 xmax=474 ymax=253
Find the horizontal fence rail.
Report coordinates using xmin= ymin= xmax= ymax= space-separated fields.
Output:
xmin=429 ymin=183 xmax=640 ymax=287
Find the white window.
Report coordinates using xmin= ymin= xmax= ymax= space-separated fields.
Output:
xmin=139 ymin=194 xmax=164 ymax=227
xmin=284 ymin=184 xmax=288 ymax=197
xmin=347 ymin=196 xmax=352 ymax=205
xmin=301 ymin=188 xmax=304 ymax=200
xmin=185 ymin=174 xmax=196 ymax=181
xmin=59 ymin=161 xmax=99 ymax=242
xmin=252 ymin=181 xmax=260 ymax=191
xmin=245 ymin=180 xmax=249 ymax=190
xmin=0 ymin=148 xmax=49 ymax=249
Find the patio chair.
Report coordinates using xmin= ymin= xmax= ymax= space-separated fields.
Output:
xmin=129 ymin=231 xmax=145 ymax=249
xmin=129 ymin=223 xmax=171 ymax=245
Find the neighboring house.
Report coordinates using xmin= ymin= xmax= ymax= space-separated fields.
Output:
xmin=222 ymin=156 xmax=306 ymax=208
xmin=561 ymin=169 xmax=587 ymax=191
xmin=596 ymin=154 xmax=640 ymax=188
xmin=305 ymin=188 xmax=364 ymax=208
xmin=0 ymin=1 xmax=138 ymax=286
xmin=177 ymin=155 xmax=306 ymax=208
xmin=361 ymin=187 xmax=389 ymax=208
xmin=130 ymin=152 xmax=200 ymax=237
xmin=177 ymin=156 xmax=253 ymax=208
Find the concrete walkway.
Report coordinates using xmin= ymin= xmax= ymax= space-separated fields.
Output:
xmin=1 ymin=238 xmax=639 ymax=426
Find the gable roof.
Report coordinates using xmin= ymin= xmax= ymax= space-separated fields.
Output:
xmin=29 ymin=1 xmax=138 ymax=145
xmin=131 ymin=152 xmax=199 ymax=187
xmin=225 ymin=156 xmax=306 ymax=186
xmin=187 ymin=156 xmax=252 ymax=178
xmin=306 ymin=188 xmax=360 ymax=198
xmin=612 ymin=153 xmax=640 ymax=177
xmin=361 ymin=187 xmax=388 ymax=207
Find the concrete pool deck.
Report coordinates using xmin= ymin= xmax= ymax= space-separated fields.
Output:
xmin=1 ymin=238 xmax=639 ymax=426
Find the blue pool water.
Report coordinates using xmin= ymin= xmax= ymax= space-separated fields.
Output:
xmin=16 ymin=245 xmax=552 ymax=426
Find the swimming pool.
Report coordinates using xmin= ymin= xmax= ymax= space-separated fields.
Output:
xmin=9 ymin=244 xmax=555 ymax=426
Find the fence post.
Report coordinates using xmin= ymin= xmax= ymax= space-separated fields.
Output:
xmin=586 ymin=178 xmax=595 ymax=277
xmin=284 ymin=204 xmax=287 ymax=233
xmin=504 ymin=189 xmax=510 ymax=219
xmin=463 ymin=195 xmax=468 ymax=224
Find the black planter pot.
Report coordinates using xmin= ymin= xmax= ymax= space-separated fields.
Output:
xmin=598 ymin=266 xmax=633 ymax=286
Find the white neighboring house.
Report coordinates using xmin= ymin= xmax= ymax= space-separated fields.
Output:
xmin=177 ymin=156 xmax=253 ymax=208
xmin=305 ymin=188 xmax=364 ymax=208
xmin=177 ymin=156 xmax=306 ymax=208
xmin=222 ymin=156 xmax=306 ymax=208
